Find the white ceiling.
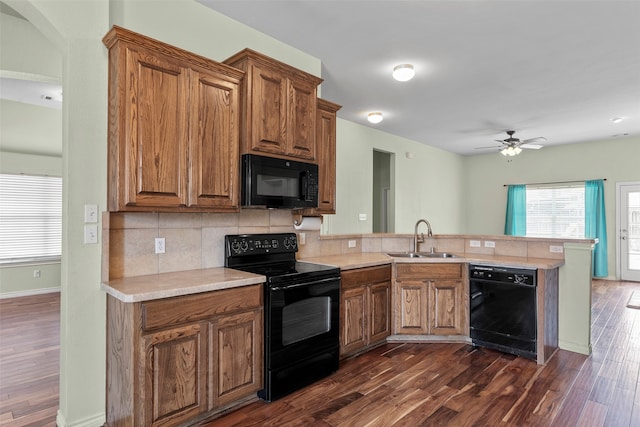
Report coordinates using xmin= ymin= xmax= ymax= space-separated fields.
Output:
xmin=199 ymin=0 xmax=640 ymax=156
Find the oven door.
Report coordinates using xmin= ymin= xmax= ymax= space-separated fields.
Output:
xmin=266 ymin=276 xmax=340 ymax=369
xmin=261 ymin=275 xmax=340 ymax=401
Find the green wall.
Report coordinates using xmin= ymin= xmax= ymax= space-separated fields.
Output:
xmin=2 ymin=0 xmax=638 ymax=425
xmin=464 ymin=136 xmax=640 ymax=279
xmin=325 ymin=119 xmax=466 ymax=235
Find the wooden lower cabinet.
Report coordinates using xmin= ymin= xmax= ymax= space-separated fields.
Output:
xmin=106 ymin=285 xmax=263 ymax=427
xmin=209 ymin=310 xmax=263 ymax=409
xmin=340 ymin=265 xmax=391 ymax=358
xmin=142 ymin=323 xmax=207 ymax=426
xmin=395 ymin=263 xmax=468 ymax=336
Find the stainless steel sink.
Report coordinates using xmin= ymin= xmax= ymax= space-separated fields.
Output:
xmin=387 ymin=252 xmax=425 ymax=258
xmin=422 ymin=252 xmax=457 ymax=258
xmin=387 ymin=252 xmax=457 ymax=258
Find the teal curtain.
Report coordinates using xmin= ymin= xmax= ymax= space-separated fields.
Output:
xmin=504 ymin=184 xmax=526 ymax=236
xmin=585 ymin=179 xmax=608 ymax=277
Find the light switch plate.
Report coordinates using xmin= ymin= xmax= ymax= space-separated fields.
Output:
xmin=84 ymin=204 xmax=98 ymax=223
xmin=484 ymin=241 xmax=496 ymax=248
xmin=84 ymin=225 xmax=98 ymax=244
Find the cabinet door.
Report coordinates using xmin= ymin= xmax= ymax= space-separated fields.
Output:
xmin=369 ymin=281 xmax=391 ymax=344
xmin=123 ymin=47 xmax=190 ymax=208
xmin=429 ymin=279 xmax=464 ymax=335
xmin=188 ymin=69 xmax=240 ymax=210
xmin=341 ymin=286 xmax=368 ymax=356
xmin=142 ymin=323 xmax=206 ymax=427
xmin=286 ymin=78 xmax=317 ymax=159
xmin=248 ymin=63 xmax=287 ymax=155
xmin=396 ymin=281 xmax=429 ymax=334
xmin=315 ymin=100 xmax=339 ymax=213
xmin=210 ymin=309 xmax=263 ymax=409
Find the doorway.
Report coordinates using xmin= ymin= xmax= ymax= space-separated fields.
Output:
xmin=617 ymin=182 xmax=640 ymax=281
xmin=372 ymin=150 xmax=394 ymax=233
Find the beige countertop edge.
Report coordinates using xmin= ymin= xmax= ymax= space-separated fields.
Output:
xmin=302 ymin=253 xmax=564 ymax=270
xmin=103 ymin=253 xmax=564 ymax=303
xmin=102 ymin=267 xmax=266 ymax=303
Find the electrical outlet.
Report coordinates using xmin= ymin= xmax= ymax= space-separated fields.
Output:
xmin=550 ymin=245 xmax=564 ymax=253
xmin=299 ymin=232 xmax=306 ymax=245
xmin=33 ymin=269 xmax=41 ymax=278
xmin=470 ymin=240 xmax=481 ymax=248
xmin=359 ymin=213 xmax=367 ymax=221
xmin=155 ymin=237 xmax=166 ymax=254
xmin=348 ymin=240 xmax=357 ymax=248
xmin=484 ymin=240 xmax=496 ymax=248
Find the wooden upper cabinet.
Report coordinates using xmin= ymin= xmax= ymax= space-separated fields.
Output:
xmin=103 ymin=26 xmax=243 ymax=212
xmin=188 ymin=68 xmax=240 ymax=209
xmin=224 ymin=49 xmax=323 ymax=161
xmin=315 ymin=99 xmax=341 ymax=213
xmin=122 ymin=47 xmax=190 ymax=208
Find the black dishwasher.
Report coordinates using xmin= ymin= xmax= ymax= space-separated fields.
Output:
xmin=469 ymin=264 xmax=537 ymax=360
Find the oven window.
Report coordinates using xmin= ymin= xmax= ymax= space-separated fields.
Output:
xmin=282 ymin=296 xmax=330 ymax=346
xmin=257 ymin=173 xmax=299 ymax=198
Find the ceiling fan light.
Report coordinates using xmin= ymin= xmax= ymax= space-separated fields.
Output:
xmin=501 ymin=148 xmax=509 ymax=156
xmin=392 ymin=64 xmax=415 ymax=82
xmin=368 ymin=112 xmax=383 ymax=124
xmin=514 ymin=146 xmax=522 ymax=155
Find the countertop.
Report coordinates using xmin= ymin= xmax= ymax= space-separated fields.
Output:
xmin=303 ymin=252 xmax=564 ymax=270
xmin=102 ymin=267 xmax=265 ymax=303
xmin=103 ymin=252 xmax=563 ymax=303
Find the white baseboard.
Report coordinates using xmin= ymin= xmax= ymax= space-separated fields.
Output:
xmin=0 ymin=286 xmax=60 ymax=299
xmin=56 ymin=410 xmax=105 ymax=427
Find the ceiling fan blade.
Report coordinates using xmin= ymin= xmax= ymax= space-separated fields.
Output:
xmin=522 ymin=136 xmax=546 ymax=144
xmin=520 ymin=143 xmax=543 ymax=149
xmin=475 ymin=145 xmax=502 ymax=150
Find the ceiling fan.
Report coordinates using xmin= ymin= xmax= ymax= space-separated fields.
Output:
xmin=476 ymin=130 xmax=546 ymax=156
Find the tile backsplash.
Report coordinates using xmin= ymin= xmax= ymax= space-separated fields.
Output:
xmin=104 ymin=210 xmax=296 ymax=280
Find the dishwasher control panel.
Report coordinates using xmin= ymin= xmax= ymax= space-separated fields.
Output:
xmin=469 ymin=264 xmax=537 ymax=286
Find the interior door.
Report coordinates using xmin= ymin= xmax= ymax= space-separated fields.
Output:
xmin=619 ymin=183 xmax=640 ymax=281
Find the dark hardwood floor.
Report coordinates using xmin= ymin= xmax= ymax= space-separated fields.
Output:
xmin=0 ymin=280 xmax=638 ymax=426
xmin=0 ymin=292 xmax=59 ymax=427
xmin=206 ymin=279 xmax=640 ymax=427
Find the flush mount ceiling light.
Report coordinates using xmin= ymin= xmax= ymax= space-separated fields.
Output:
xmin=368 ymin=112 xmax=383 ymax=124
xmin=392 ymin=64 xmax=415 ymax=82
xmin=611 ymin=117 xmax=624 ymax=123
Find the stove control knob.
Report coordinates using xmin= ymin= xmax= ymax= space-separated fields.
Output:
xmin=231 ymin=241 xmax=241 ymax=253
xmin=240 ymin=241 xmax=248 ymax=252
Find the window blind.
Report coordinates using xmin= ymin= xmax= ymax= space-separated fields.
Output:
xmin=0 ymin=174 xmax=62 ymax=263
xmin=526 ymin=184 xmax=585 ymax=238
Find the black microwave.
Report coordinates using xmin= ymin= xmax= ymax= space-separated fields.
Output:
xmin=241 ymin=154 xmax=319 ymax=209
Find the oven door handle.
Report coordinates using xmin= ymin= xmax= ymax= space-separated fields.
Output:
xmin=270 ymin=277 xmax=339 ymax=291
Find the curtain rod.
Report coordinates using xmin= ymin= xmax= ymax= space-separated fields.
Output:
xmin=503 ymin=178 xmax=607 ymax=187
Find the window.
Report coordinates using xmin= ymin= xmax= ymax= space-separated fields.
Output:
xmin=526 ymin=185 xmax=585 ymax=238
xmin=0 ymin=174 xmax=62 ymax=264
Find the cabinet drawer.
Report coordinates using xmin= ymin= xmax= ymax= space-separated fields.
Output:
xmin=396 ymin=263 xmax=462 ymax=280
xmin=141 ymin=285 xmax=262 ymax=331
xmin=341 ymin=265 xmax=391 ymax=289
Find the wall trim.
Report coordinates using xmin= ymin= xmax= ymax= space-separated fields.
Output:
xmin=0 ymin=286 xmax=60 ymax=299
xmin=56 ymin=410 xmax=105 ymax=427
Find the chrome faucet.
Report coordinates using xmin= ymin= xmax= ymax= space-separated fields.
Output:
xmin=413 ymin=219 xmax=433 ymax=253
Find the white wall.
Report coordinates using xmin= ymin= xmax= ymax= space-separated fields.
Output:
xmin=464 ymin=136 xmax=640 ymax=278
